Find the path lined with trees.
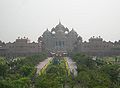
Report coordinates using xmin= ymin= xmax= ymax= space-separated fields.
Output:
xmin=65 ymin=57 xmax=77 ymax=76
xmin=36 ymin=57 xmax=53 ymax=74
xmin=0 ymin=53 xmax=120 ymax=88
xmin=35 ymin=57 xmax=70 ymax=88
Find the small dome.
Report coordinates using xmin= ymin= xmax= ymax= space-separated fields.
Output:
xmin=42 ymin=29 xmax=52 ymax=37
xmin=43 ymin=29 xmax=51 ymax=34
xmin=69 ymin=28 xmax=78 ymax=37
xmin=78 ymin=36 xmax=82 ymax=40
xmin=38 ymin=36 xmax=43 ymax=41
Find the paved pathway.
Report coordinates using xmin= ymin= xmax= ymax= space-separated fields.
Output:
xmin=65 ymin=57 xmax=77 ymax=76
xmin=36 ymin=57 xmax=53 ymax=74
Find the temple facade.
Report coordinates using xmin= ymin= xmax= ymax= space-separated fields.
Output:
xmin=38 ymin=22 xmax=82 ymax=53
xmin=0 ymin=22 xmax=120 ymax=57
xmin=38 ymin=22 xmax=120 ymax=56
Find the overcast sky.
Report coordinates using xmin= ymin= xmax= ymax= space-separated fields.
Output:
xmin=0 ymin=0 xmax=120 ymax=43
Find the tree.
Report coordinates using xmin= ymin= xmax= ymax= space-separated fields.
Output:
xmin=19 ymin=65 xmax=34 ymax=77
xmin=100 ymin=64 xmax=120 ymax=86
xmin=0 ymin=80 xmax=13 ymax=88
xmin=0 ymin=58 xmax=8 ymax=78
xmin=72 ymin=53 xmax=96 ymax=69
xmin=12 ymin=77 xmax=31 ymax=88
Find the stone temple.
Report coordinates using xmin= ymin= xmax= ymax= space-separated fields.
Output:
xmin=1 ymin=22 xmax=120 ymax=57
xmin=38 ymin=22 xmax=82 ymax=53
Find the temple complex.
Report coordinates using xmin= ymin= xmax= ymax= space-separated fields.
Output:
xmin=0 ymin=22 xmax=120 ymax=57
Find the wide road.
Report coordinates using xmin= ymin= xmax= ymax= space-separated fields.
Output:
xmin=36 ymin=57 xmax=53 ymax=74
xmin=65 ymin=57 xmax=77 ymax=76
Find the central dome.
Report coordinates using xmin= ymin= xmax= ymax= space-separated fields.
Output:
xmin=51 ymin=21 xmax=69 ymax=33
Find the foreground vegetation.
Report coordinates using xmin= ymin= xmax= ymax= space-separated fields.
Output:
xmin=0 ymin=53 xmax=120 ymax=88
xmin=71 ymin=53 xmax=120 ymax=88
xmin=35 ymin=58 xmax=68 ymax=88
xmin=0 ymin=53 xmax=47 ymax=88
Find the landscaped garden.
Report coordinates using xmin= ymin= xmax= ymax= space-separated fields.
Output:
xmin=0 ymin=53 xmax=120 ymax=88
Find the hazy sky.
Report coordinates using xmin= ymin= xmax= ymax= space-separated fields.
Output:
xmin=0 ymin=0 xmax=120 ymax=42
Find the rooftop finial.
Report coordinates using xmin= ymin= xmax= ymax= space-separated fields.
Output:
xmin=59 ymin=19 xmax=61 ymax=25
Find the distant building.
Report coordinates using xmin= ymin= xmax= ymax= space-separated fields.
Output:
xmin=38 ymin=22 xmax=120 ymax=56
xmin=0 ymin=37 xmax=41 ymax=57
xmin=38 ymin=22 xmax=82 ymax=54
xmin=0 ymin=22 xmax=120 ymax=57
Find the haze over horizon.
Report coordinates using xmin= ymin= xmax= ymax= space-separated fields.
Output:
xmin=0 ymin=0 xmax=120 ymax=43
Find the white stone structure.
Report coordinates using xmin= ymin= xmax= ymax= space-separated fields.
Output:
xmin=38 ymin=22 xmax=82 ymax=53
xmin=1 ymin=22 xmax=120 ymax=56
